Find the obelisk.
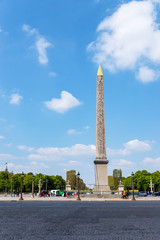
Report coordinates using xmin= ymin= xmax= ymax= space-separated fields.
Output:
xmin=94 ymin=65 xmax=110 ymax=192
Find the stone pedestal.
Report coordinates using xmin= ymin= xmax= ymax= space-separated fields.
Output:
xmin=118 ymin=181 xmax=124 ymax=192
xmin=94 ymin=159 xmax=110 ymax=192
xmin=66 ymin=184 xmax=71 ymax=191
xmin=66 ymin=181 xmax=72 ymax=191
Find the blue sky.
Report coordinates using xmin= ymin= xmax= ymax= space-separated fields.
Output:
xmin=1 ymin=0 xmax=160 ymax=185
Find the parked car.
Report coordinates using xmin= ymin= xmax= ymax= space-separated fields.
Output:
xmin=153 ymin=191 xmax=160 ymax=196
xmin=139 ymin=191 xmax=147 ymax=197
xmin=72 ymin=192 xmax=77 ymax=196
xmin=67 ymin=192 xmax=74 ymax=196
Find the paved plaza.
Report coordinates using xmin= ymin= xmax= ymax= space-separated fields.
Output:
xmin=0 ymin=194 xmax=160 ymax=201
xmin=0 ymin=201 xmax=160 ymax=240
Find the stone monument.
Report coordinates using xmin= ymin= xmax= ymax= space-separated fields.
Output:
xmin=118 ymin=180 xmax=124 ymax=192
xmin=66 ymin=181 xmax=72 ymax=191
xmin=94 ymin=65 xmax=110 ymax=192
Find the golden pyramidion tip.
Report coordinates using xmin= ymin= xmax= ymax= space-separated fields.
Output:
xmin=97 ymin=65 xmax=103 ymax=76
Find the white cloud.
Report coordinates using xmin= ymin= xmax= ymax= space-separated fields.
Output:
xmin=30 ymin=161 xmax=48 ymax=169
xmin=17 ymin=145 xmax=34 ymax=152
xmin=27 ymin=154 xmax=59 ymax=162
xmin=22 ymin=24 xmax=52 ymax=65
xmin=118 ymin=159 xmax=135 ymax=167
xmin=136 ymin=66 xmax=158 ymax=83
xmin=84 ymin=126 xmax=90 ymax=130
xmin=10 ymin=93 xmax=23 ymax=105
xmin=22 ymin=24 xmax=38 ymax=35
xmin=69 ymin=160 xmax=82 ymax=166
xmin=23 ymin=139 xmax=151 ymax=162
xmin=151 ymin=0 xmax=160 ymax=3
xmin=108 ymin=139 xmax=152 ymax=156
xmin=124 ymin=139 xmax=151 ymax=152
xmin=5 ymin=143 xmax=12 ymax=147
xmin=143 ymin=157 xmax=160 ymax=166
xmin=44 ymin=91 xmax=82 ymax=113
xmin=36 ymin=144 xmax=95 ymax=156
xmin=88 ymin=0 xmax=160 ymax=80
xmin=0 ymin=161 xmax=48 ymax=173
xmin=27 ymin=144 xmax=96 ymax=162
xmin=0 ymin=154 xmax=18 ymax=161
xmin=17 ymin=145 xmax=27 ymax=150
xmin=67 ymin=129 xmax=81 ymax=135
xmin=35 ymin=37 xmax=52 ymax=65
xmin=59 ymin=160 xmax=82 ymax=167
xmin=49 ymin=72 xmax=57 ymax=77
xmin=109 ymin=158 xmax=136 ymax=176
xmin=0 ymin=135 xmax=4 ymax=139
xmin=107 ymin=148 xmax=129 ymax=156
xmin=0 ymin=118 xmax=6 ymax=122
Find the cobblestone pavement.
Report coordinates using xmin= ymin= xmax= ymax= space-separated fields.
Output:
xmin=0 ymin=201 xmax=160 ymax=240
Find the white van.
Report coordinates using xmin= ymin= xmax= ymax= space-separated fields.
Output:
xmin=50 ymin=189 xmax=62 ymax=196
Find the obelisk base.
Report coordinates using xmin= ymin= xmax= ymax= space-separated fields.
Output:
xmin=94 ymin=159 xmax=111 ymax=192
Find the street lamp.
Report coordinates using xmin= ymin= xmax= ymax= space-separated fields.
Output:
xmin=77 ymin=172 xmax=81 ymax=201
xmin=153 ymin=179 xmax=155 ymax=194
xmin=32 ymin=175 xmax=34 ymax=198
xmin=131 ymin=172 xmax=136 ymax=201
xmin=39 ymin=177 xmax=42 ymax=197
xmin=46 ymin=178 xmax=48 ymax=192
xmin=5 ymin=181 xmax=7 ymax=197
xmin=19 ymin=172 xmax=24 ymax=201
xmin=11 ymin=179 xmax=13 ymax=195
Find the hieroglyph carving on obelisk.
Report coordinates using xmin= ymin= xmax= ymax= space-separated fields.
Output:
xmin=94 ymin=65 xmax=110 ymax=192
xmin=96 ymin=67 xmax=107 ymax=160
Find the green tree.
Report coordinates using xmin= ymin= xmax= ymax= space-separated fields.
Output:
xmin=123 ymin=176 xmax=132 ymax=190
xmin=113 ymin=169 xmax=122 ymax=190
xmin=108 ymin=176 xmax=114 ymax=190
xmin=66 ymin=170 xmax=76 ymax=189
xmin=11 ymin=173 xmax=21 ymax=191
xmin=23 ymin=173 xmax=33 ymax=192
xmin=0 ymin=171 xmax=11 ymax=191
xmin=151 ymin=171 xmax=160 ymax=191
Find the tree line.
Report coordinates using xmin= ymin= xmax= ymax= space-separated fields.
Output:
xmin=109 ymin=169 xmax=160 ymax=192
xmin=0 ymin=170 xmax=66 ymax=192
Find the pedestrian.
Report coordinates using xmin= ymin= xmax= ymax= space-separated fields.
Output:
xmin=122 ymin=190 xmax=126 ymax=199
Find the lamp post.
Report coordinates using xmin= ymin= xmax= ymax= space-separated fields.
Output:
xmin=19 ymin=172 xmax=24 ymax=201
xmin=131 ymin=172 xmax=136 ymax=201
xmin=11 ymin=179 xmax=13 ymax=196
xmin=5 ymin=181 xmax=7 ymax=197
xmin=153 ymin=179 xmax=155 ymax=194
xmin=46 ymin=178 xmax=48 ymax=192
xmin=32 ymin=175 xmax=34 ymax=198
xmin=77 ymin=172 xmax=81 ymax=201
xmin=39 ymin=177 xmax=42 ymax=197
xmin=150 ymin=177 xmax=153 ymax=193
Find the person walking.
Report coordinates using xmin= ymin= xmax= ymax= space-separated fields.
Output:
xmin=122 ymin=190 xmax=126 ymax=199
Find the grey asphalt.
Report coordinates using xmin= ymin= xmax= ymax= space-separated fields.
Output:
xmin=0 ymin=201 xmax=160 ymax=240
